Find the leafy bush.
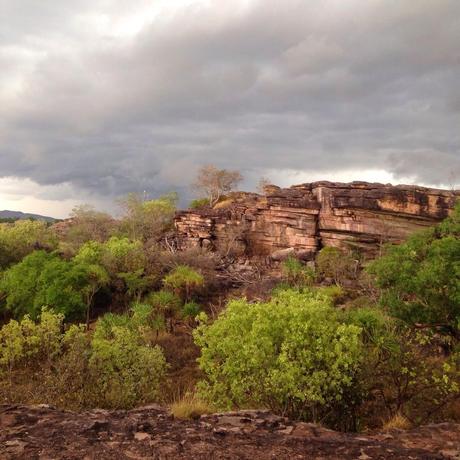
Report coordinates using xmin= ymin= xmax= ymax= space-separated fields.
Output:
xmin=344 ymin=306 xmax=459 ymax=427
xmin=0 ymin=308 xmax=63 ymax=378
xmin=59 ymin=205 xmax=115 ymax=255
xmin=182 ymin=301 xmax=201 ymax=319
xmin=147 ymin=290 xmax=182 ymax=332
xmin=93 ymin=312 xmax=132 ymax=341
xmin=0 ymin=220 xmax=57 ymax=269
xmin=316 ymin=247 xmax=356 ymax=285
xmin=281 ymin=256 xmax=315 ymax=287
xmin=194 ymin=289 xmax=362 ymax=428
xmin=163 ymin=265 xmax=204 ymax=301
xmin=367 ymin=203 xmax=460 ymax=340
xmin=189 ymin=198 xmax=210 ymax=209
xmin=0 ymin=308 xmax=167 ymax=410
xmin=118 ymin=192 xmax=177 ymax=242
xmin=89 ymin=326 xmax=167 ymax=408
xmin=0 ymin=251 xmax=89 ymax=320
xmin=130 ymin=302 xmax=165 ymax=335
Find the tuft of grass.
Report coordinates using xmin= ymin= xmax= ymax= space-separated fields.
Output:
xmin=170 ymin=393 xmax=214 ymax=420
xmin=382 ymin=412 xmax=411 ymax=431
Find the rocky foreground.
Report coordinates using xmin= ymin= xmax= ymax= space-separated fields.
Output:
xmin=1 ymin=404 xmax=459 ymax=459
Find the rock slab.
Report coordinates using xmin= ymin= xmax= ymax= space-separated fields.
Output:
xmin=1 ymin=404 xmax=459 ymax=459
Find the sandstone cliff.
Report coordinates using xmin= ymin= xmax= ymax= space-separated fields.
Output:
xmin=175 ymin=181 xmax=458 ymax=262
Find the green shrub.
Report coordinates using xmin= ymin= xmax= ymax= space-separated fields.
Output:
xmin=316 ymin=247 xmax=356 ymax=285
xmin=182 ymin=301 xmax=201 ymax=319
xmin=194 ymin=289 xmax=362 ymax=428
xmin=163 ymin=265 xmax=204 ymax=301
xmin=93 ymin=312 xmax=132 ymax=341
xmin=130 ymin=302 xmax=165 ymax=334
xmin=0 ymin=309 xmax=167 ymax=410
xmin=189 ymin=198 xmax=210 ymax=209
xmin=281 ymin=256 xmax=315 ymax=287
xmin=0 ymin=220 xmax=57 ymax=269
xmin=367 ymin=203 xmax=460 ymax=340
xmin=0 ymin=308 xmax=64 ymax=378
xmin=89 ymin=326 xmax=167 ymax=408
xmin=0 ymin=251 xmax=90 ymax=320
xmin=147 ymin=290 xmax=182 ymax=332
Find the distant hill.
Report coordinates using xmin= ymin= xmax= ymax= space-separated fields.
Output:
xmin=0 ymin=210 xmax=56 ymax=223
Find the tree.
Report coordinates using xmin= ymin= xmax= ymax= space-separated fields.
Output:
xmin=0 ymin=308 xmax=64 ymax=381
xmin=79 ymin=263 xmax=110 ymax=327
xmin=316 ymin=246 xmax=356 ymax=285
xmin=33 ymin=256 xmax=90 ymax=321
xmin=367 ymin=203 xmax=460 ymax=341
xmin=60 ymin=205 xmax=115 ymax=254
xmin=0 ymin=251 xmax=90 ymax=320
xmin=257 ymin=177 xmax=272 ymax=195
xmin=282 ymin=256 xmax=315 ymax=288
xmin=194 ymin=289 xmax=362 ymax=427
xmin=147 ymin=290 xmax=182 ymax=332
xmin=89 ymin=325 xmax=166 ymax=408
xmin=163 ymin=265 xmax=204 ymax=302
xmin=192 ymin=165 xmax=242 ymax=207
xmin=119 ymin=192 xmax=177 ymax=242
xmin=74 ymin=237 xmax=151 ymax=309
xmin=0 ymin=220 xmax=57 ymax=269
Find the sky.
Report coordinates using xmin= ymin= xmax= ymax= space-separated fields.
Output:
xmin=1 ymin=0 xmax=459 ymax=218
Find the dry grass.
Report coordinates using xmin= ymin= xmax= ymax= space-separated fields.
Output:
xmin=213 ymin=198 xmax=234 ymax=209
xmin=382 ymin=413 xmax=411 ymax=431
xmin=170 ymin=393 xmax=214 ymax=420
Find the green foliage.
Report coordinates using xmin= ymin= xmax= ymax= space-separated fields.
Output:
xmin=119 ymin=192 xmax=177 ymax=241
xmin=102 ymin=236 xmax=147 ymax=274
xmin=194 ymin=289 xmax=362 ymax=426
xmin=182 ymin=301 xmax=201 ymax=319
xmin=147 ymin=288 xmax=181 ymax=310
xmin=93 ymin=312 xmax=132 ymax=341
xmin=316 ymin=246 xmax=356 ymax=285
xmin=147 ymin=289 xmax=182 ymax=332
xmin=74 ymin=237 xmax=150 ymax=308
xmin=163 ymin=265 xmax=204 ymax=301
xmin=118 ymin=269 xmax=154 ymax=301
xmin=59 ymin=205 xmax=115 ymax=255
xmin=367 ymin=204 xmax=460 ymax=339
xmin=89 ymin=326 xmax=167 ymax=408
xmin=281 ymin=256 xmax=315 ymax=287
xmin=189 ymin=198 xmax=210 ymax=209
xmin=0 ymin=308 xmax=167 ymax=410
xmin=0 ymin=251 xmax=89 ymax=320
xmin=0 ymin=308 xmax=64 ymax=377
xmin=130 ymin=302 xmax=165 ymax=334
xmin=34 ymin=257 xmax=90 ymax=321
xmin=0 ymin=220 xmax=57 ymax=269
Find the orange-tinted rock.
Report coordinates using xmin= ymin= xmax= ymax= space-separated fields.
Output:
xmin=175 ymin=181 xmax=458 ymax=261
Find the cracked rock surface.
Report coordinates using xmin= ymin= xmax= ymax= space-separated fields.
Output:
xmin=1 ymin=404 xmax=459 ymax=459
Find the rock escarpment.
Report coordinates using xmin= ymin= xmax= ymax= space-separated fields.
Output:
xmin=1 ymin=404 xmax=459 ymax=459
xmin=175 ymin=181 xmax=458 ymax=262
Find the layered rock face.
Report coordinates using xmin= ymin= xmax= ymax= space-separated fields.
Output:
xmin=175 ymin=181 xmax=458 ymax=262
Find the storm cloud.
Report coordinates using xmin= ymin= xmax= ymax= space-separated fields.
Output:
xmin=1 ymin=0 xmax=459 ymax=216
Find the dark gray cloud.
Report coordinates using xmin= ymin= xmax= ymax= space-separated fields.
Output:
xmin=1 ymin=0 xmax=459 ymax=214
